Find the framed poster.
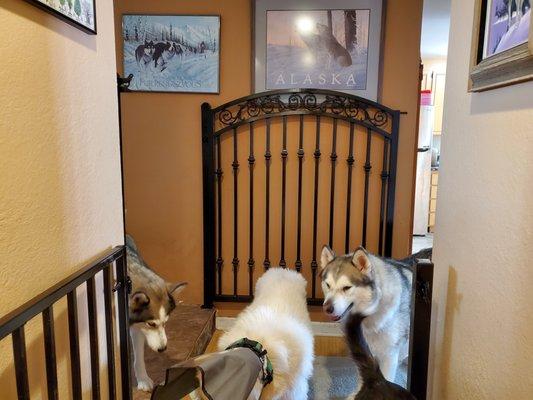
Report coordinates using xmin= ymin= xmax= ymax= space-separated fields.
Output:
xmin=26 ymin=0 xmax=96 ymax=34
xmin=122 ymin=15 xmax=220 ymax=93
xmin=470 ymin=0 xmax=533 ymax=91
xmin=252 ymin=0 xmax=384 ymax=100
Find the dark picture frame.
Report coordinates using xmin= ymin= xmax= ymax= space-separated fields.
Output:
xmin=122 ymin=14 xmax=221 ymax=94
xmin=25 ymin=0 xmax=97 ymax=34
xmin=251 ymin=0 xmax=385 ymax=101
xmin=470 ymin=0 xmax=533 ymax=91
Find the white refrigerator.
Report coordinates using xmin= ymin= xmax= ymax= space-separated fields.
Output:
xmin=413 ymin=106 xmax=434 ymax=235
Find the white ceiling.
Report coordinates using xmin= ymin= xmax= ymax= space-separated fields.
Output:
xmin=420 ymin=0 xmax=451 ymax=59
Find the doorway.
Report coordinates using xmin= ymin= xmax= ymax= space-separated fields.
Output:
xmin=412 ymin=0 xmax=450 ymax=253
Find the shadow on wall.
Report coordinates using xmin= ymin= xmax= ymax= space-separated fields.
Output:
xmin=438 ymin=266 xmax=461 ymax=399
xmin=470 ymin=79 xmax=533 ymax=114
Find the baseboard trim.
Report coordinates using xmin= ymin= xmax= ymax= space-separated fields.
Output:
xmin=216 ymin=316 xmax=343 ymax=337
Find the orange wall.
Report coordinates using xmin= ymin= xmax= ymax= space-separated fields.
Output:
xmin=114 ymin=0 xmax=423 ymax=307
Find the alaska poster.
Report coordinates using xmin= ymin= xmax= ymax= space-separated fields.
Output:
xmin=122 ymin=15 xmax=220 ymax=93
xmin=484 ymin=0 xmax=531 ymax=58
xmin=266 ymin=9 xmax=370 ymax=91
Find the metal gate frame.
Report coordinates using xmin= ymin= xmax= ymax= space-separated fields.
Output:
xmin=201 ymin=89 xmax=401 ymax=307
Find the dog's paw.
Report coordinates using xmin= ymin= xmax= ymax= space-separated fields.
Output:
xmin=136 ymin=376 xmax=154 ymax=392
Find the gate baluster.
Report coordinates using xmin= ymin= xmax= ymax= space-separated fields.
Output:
xmin=280 ymin=116 xmax=288 ymax=268
xmin=216 ymin=136 xmax=223 ymax=294
xmin=264 ymin=118 xmax=271 ymax=270
xmin=295 ymin=115 xmax=304 ymax=272
xmin=311 ymin=115 xmax=321 ymax=299
xmin=328 ymin=119 xmax=338 ymax=248
xmin=379 ymin=140 xmax=390 ymax=255
xmin=345 ymin=122 xmax=355 ymax=253
xmin=362 ymin=128 xmax=372 ymax=248
xmin=248 ymin=122 xmax=255 ymax=295
xmin=232 ymin=128 xmax=240 ymax=297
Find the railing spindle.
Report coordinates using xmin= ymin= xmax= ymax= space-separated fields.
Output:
xmin=311 ymin=116 xmax=321 ymax=299
xmin=115 ymin=254 xmax=133 ymax=400
xmin=216 ymin=136 xmax=223 ymax=294
xmin=379 ymin=140 xmax=390 ymax=255
xmin=248 ymin=122 xmax=255 ymax=296
xmin=87 ymin=276 xmax=101 ymax=400
xmin=295 ymin=115 xmax=304 ymax=271
xmin=12 ymin=327 xmax=30 ymax=400
xmin=264 ymin=118 xmax=271 ymax=270
xmin=362 ymin=128 xmax=373 ymax=248
xmin=328 ymin=119 xmax=338 ymax=247
xmin=67 ymin=290 xmax=82 ymax=399
xmin=103 ymin=265 xmax=116 ymax=400
xmin=279 ymin=116 xmax=288 ymax=268
xmin=42 ymin=307 xmax=58 ymax=400
xmin=232 ymin=128 xmax=240 ymax=296
xmin=345 ymin=122 xmax=355 ymax=253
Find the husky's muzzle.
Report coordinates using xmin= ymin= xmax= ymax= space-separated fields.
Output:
xmin=323 ymin=301 xmax=354 ymax=321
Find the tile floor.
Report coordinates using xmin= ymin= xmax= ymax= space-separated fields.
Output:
xmin=412 ymin=233 xmax=433 ymax=253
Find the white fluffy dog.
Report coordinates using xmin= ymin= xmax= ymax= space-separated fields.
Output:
xmin=218 ymin=268 xmax=314 ymax=400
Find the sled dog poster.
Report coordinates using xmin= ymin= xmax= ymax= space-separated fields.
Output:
xmin=122 ymin=15 xmax=220 ymax=93
xmin=253 ymin=0 xmax=383 ymax=100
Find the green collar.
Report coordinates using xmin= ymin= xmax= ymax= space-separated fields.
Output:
xmin=225 ymin=337 xmax=274 ymax=386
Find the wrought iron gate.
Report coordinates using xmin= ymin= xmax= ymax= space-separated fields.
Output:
xmin=202 ymin=89 xmax=400 ymax=307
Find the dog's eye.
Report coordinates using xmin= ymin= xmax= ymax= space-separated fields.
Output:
xmin=146 ymin=322 xmax=157 ymax=328
xmin=326 ymin=283 xmax=330 ymax=289
xmin=342 ymin=286 xmax=352 ymax=292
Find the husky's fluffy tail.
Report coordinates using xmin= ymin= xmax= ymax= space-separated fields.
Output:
xmin=345 ymin=314 xmax=416 ymax=399
xmin=344 ymin=314 xmax=383 ymax=387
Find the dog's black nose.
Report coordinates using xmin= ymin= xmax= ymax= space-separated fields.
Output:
xmin=158 ymin=346 xmax=167 ymax=353
xmin=323 ymin=304 xmax=334 ymax=314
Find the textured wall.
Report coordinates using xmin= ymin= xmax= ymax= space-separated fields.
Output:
xmin=114 ymin=0 xmax=423 ymax=311
xmin=429 ymin=1 xmax=533 ymax=398
xmin=0 ymin=0 xmax=123 ymax=397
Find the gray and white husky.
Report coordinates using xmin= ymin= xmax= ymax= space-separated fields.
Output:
xmin=126 ymin=235 xmax=187 ymax=392
xmin=320 ymin=246 xmax=430 ymax=385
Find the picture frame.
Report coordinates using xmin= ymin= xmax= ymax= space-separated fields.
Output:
xmin=122 ymin=14 xmax=221 ymax=94
xmin=469 ymin=0 xmax=533 ymax=92
xmin=25 ymin=0 xmax=97 ymax=34
xmin=252 ymin=0 xmax=385 ymax=101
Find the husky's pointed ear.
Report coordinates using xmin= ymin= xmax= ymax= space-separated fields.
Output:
xmin=130 ymin=291 xmax=150 ymax=312
xmin=320 ymin=245 xmax=335 ymax=269
xmin=352 ymin=247 xmax=372 ymax=274
xmin=167 ymin=282 xmax=187 ymax=296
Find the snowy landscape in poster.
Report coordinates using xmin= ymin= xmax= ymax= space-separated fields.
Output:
xmin=122 ymin=15 xmax=220 ymax=93
xmin=266 ymin=10 xmax=369 ymax=91
xmin=484 ymin=0 xmax=531 ymax=58
xmin=36 ymin=0 xmax=95 ymax=31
